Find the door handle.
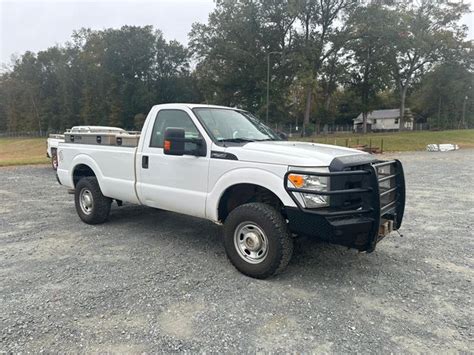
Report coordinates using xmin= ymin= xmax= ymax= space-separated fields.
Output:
xmin=142 ymin=155 xmax=149 ymax=169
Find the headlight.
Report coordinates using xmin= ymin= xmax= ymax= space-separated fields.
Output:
xmin=287 ymin=168 xmax=330 ymax=208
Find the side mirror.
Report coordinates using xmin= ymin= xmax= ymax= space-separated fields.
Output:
xmin=163 ymin=127 xmax=206 ymax=156
xmin=163 ymin=127 xmax=185 ymax=155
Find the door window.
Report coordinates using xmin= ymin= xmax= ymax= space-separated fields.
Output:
xmin=150 ymin=109 xmax=200 ymax=149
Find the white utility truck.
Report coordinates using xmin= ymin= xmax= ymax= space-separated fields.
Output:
xmin=56 ymin=104 xmax=405 ymax=278
xmin=47 ymin=126 xmax=126 ymax=170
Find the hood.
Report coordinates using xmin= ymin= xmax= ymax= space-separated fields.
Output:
xmin=223 ymin=141 xmax=369 ymax=167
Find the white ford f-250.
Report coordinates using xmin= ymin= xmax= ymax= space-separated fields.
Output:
xmin=57 ymin=104 xmax=405 ymax=278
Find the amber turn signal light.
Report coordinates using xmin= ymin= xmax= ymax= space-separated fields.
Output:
xmin=288 ymin=174 xmax=304 ymax=188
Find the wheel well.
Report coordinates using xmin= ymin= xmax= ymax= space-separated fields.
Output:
xmin=73 ymin=164 xmax=96 ymax=187
xmin=218 ymin=184 xmax=284 ymax=222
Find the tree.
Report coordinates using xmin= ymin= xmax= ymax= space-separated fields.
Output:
xmin=411 ymin=54 xmax=474 ymax=129
xmin=0 ymin=26 xmax=199 ymax=132
xmin=314 ymin=49 xmax=349 ymax=132
xmin=0 ymin=3 xmax=472 ymax=136
xmin=189 ymin=0 xmax=297 ymax=121
xmin=385 ymin=0 xmax=469 ymax=130
xmin=346 ymin=2 xmax=391 ymax=133
xmin=294 ymin=0 xmax=358 ymax=135
xmin=5 ymin=52 xmax=43 ymax=132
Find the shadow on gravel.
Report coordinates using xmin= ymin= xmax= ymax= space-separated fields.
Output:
xmin=103 ymin=202 xmax=385 ymax=282
xmin=106 ymin=204 xmax=221 ymax=241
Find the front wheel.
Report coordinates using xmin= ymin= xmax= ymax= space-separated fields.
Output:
xmin=74 ymin=177 xmax=112 ymax=224
xmin=223 ymin=203 xmax=293 ymax=279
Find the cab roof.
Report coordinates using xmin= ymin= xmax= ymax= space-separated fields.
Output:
xmin=152 ymin=103 xmax=245 ymax=111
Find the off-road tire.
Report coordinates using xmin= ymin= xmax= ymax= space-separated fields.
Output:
xmin=75 ymin=177 xmax=112 ymax=224
xmin=223 ymin=202 xmax=293 ymax=279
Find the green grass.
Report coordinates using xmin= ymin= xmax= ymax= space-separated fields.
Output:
xmin=0 ymin=137 xmax=49 ymax=167
xmin=292 ymin=129 xmax=474 ymax=152
xmin=0 ymin=130 xmax=473 ymax=167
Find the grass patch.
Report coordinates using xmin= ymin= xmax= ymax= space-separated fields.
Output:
xmin=292 ymin=129 xmax=474 ymax=152
xmin=0 ymin=130 xmax=473 ymax=167
xmin=0 ymin=138 xmax=49 ymax=167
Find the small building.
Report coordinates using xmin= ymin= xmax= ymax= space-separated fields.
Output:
xmin=353 ymin=109 xmax=413 ymax=132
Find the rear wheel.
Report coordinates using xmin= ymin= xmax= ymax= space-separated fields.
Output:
xmin=223 ymin=202 xmax=293 ymax=279
xmin=51 ymin=148 xmax=58 ymax=170
xmin=74 ymin=177 xmax=111 ymax=224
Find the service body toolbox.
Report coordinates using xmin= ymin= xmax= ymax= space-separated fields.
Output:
xmin=115 ymin=133 xmax=140 ymax=147
xmin=65 ymin=132 xmax=140 ymax=147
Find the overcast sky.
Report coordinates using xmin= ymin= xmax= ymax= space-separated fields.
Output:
xmin=0 ymin=0 xmax=215 ymax=64
xmin=1 ymin=0 xmax=474 ymax=65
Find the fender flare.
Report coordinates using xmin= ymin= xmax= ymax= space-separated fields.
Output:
xmin=70 ymin=154 xmax=105 ymax=189
xmin=206 ymin=167 xmax=296 ymax=221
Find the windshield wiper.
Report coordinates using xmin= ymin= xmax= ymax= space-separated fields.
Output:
xmin=217 ymin=138 xmax=255 ymax=143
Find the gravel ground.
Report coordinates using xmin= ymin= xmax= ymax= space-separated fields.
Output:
xmin=1 ymin=150 xmax=473 ymax=353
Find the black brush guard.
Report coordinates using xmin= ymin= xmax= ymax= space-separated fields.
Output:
xmin=284 ymin=160 xmax=405 ymax=252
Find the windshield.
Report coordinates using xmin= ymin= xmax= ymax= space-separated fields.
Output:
xmin=193 ymin=108 xmax=280 ymax=143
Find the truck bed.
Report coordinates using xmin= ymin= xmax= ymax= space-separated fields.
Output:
xmin=57 ymin=142 xmax=140 ymax=204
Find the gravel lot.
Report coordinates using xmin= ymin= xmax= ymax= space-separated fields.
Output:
xmin=1 ymin=150 xmax=473 ymax=353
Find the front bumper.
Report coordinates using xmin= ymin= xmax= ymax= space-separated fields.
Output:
xmin=284 ymin=159 xmax=405 ymax=252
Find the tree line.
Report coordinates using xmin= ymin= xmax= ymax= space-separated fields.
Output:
xmin=0 ymin=0 xmax=473 ymax=135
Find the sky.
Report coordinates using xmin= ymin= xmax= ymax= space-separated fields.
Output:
xmin=1 ymin=0 xmax=474 ymax=65
xmin=0 ymin=0 xmax=215 ymax=65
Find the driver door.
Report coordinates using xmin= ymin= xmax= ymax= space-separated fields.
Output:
xmin=136 ymin=108 xmax=210 ymax=218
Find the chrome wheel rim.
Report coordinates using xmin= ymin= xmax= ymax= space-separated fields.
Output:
xmin=234 ymin=222 xmax=268 ymax=264
xmin=79 ymin=188 xmax=93 ymax=215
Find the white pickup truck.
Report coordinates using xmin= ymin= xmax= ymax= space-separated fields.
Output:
xmin=47 ymin=126 xmax=126 ymax=170
xmin=57 ymin=104 xmax=405 ymax=278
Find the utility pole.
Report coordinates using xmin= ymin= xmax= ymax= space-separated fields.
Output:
xmin=460 ymin=85 xmax=471 ymax=129
xmin=266 ymin=51 xmax=282 ymax=125
xmin=461 ymin=95 xmax=467 ymax=129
